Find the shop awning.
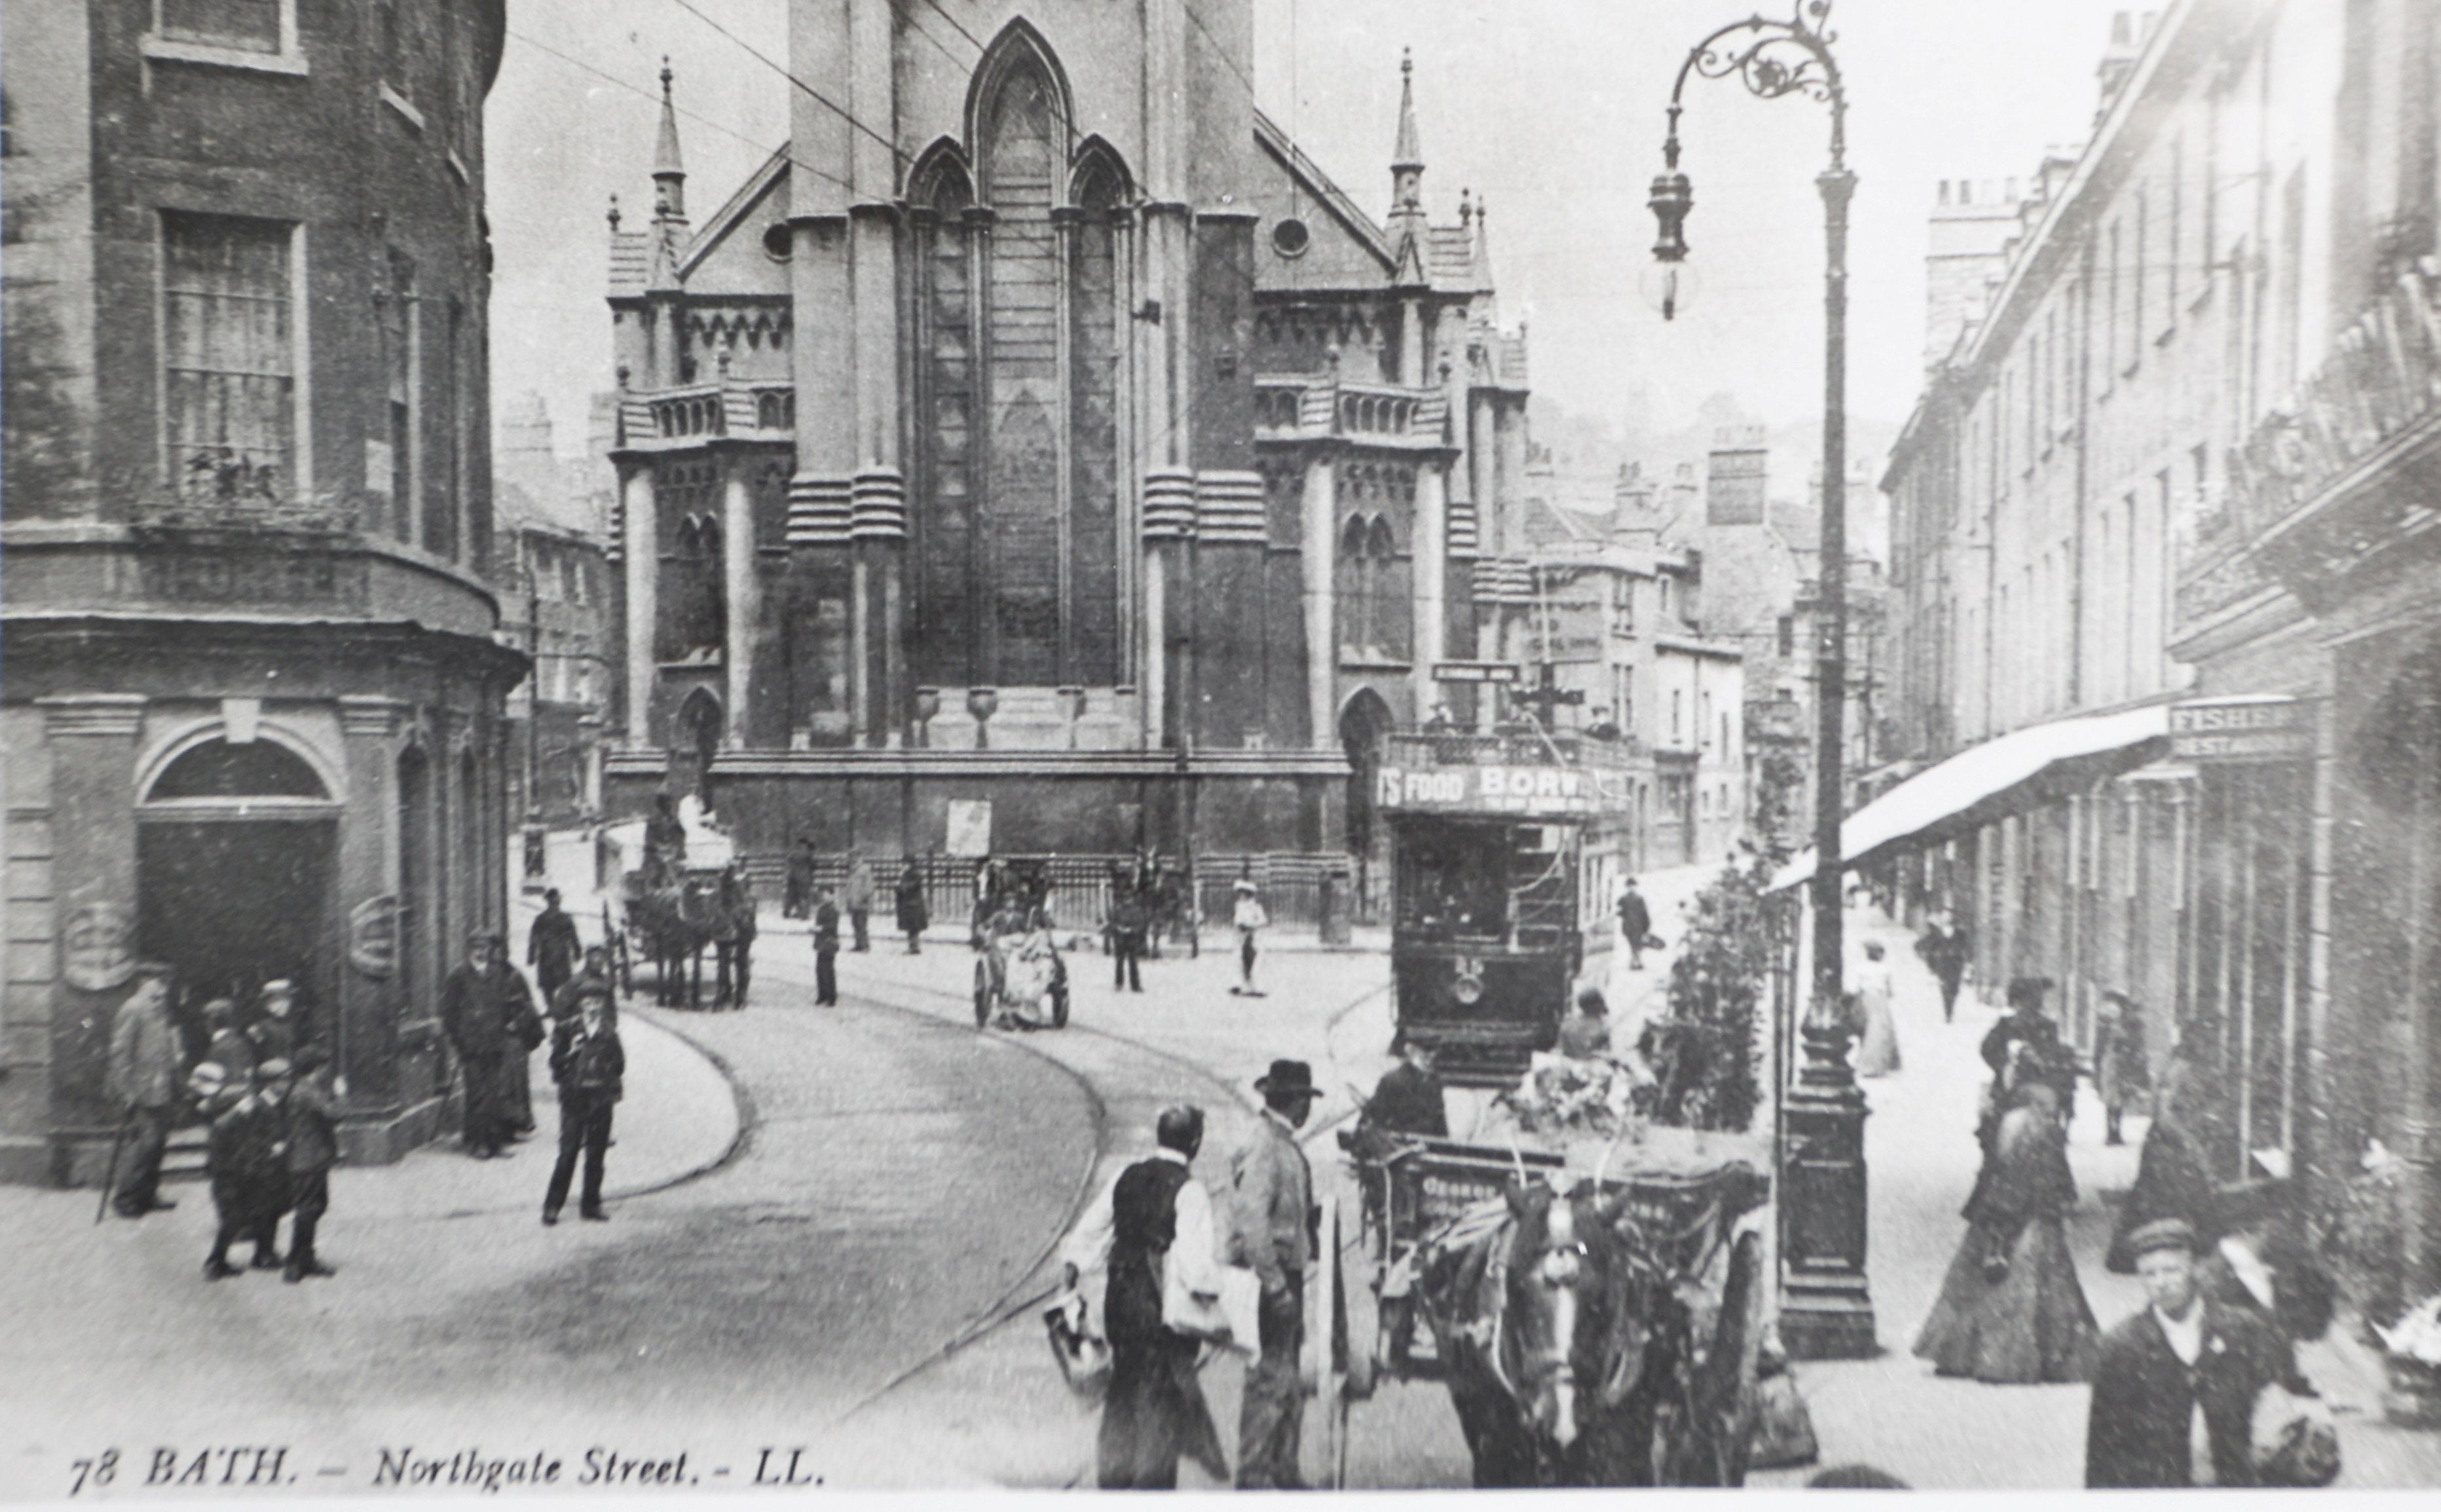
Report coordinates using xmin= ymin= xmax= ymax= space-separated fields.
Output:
xmin=1768 ymin=703 xmax=2172 ymax=892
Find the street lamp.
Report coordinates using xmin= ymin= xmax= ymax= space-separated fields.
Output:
xmin=1652 ymin=0 xmax=1874 ymax=1360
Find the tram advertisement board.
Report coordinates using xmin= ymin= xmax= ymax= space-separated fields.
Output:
xmin=1377 ymin=762 xmax=1625 ymax=817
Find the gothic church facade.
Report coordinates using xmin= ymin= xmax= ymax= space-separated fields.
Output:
xmin=605 ymin=1 xmax=1528 ymax=857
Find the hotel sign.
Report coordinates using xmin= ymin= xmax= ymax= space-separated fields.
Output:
xmin=2169 ymin=697 xmax=2313 ymax=763
xmin=1377 ymin=764 xmax=1626 ymax=817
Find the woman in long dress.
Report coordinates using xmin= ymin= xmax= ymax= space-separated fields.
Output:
xmin=2105 ymin=1016 xmax=2224 ymax=1272
xmin=1914 ymin=1074 xmax=2099 ymax=1383
xmin=1851 ymin=940 xmax=1900 ymax=1077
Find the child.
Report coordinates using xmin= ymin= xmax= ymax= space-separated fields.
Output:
xmin=281 ymin=1045 xmax=340 ymax=1281
xmin=203 ymin=1061 xmax=290 ymax=1280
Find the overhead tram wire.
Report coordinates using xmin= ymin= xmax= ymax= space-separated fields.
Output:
xmin=667 ymin=0 xmax=913 ymax=172
xmin=504 ymin=27 xmax=857 ymax=200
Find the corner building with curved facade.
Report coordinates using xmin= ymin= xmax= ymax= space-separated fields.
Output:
xmin=605 ymin=1 xmax=1532 ymax=860
xmin=1 ymin=1 xmax=521 ymax=1181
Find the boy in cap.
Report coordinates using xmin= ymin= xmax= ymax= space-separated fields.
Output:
xmin=280 ymin=1045 xmax=341 ymax=1281
xmin=543 ymin=984 xmax=625 ymax=1225
xmin=203 ymin=1061 xmax=291 ymax=1280
xmin=247 ymin=978 xmax=303 ymax=1065
xmin=2085 ymin=1217 xmax=2307 ymax=1486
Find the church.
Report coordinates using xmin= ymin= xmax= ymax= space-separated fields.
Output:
xmin=603 ymin=0 xmax=1530 ymax=863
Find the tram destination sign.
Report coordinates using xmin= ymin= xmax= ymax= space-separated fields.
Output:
xmin=1377 ymin=762 xmax=1626 ymax=816
xmin=2169 ymin=696 xmax=2313 ymax=762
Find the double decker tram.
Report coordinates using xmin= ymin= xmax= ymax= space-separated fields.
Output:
xmin=1376 ymin=729 xmax=1635 ymax=1086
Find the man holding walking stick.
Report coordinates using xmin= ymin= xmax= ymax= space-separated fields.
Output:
xmin=103 ymin=963 xmax=184 ymax=1220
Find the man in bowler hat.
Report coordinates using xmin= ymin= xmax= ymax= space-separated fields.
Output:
xmin=105 ymin=963 xmax=184 ymax=1219
xmin=1231 ymin=1059 xmax=1321 ymax=1488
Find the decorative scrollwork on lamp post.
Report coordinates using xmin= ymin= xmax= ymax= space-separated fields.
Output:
xmin=1652 ymin=0 xmax=1874 ymax=1361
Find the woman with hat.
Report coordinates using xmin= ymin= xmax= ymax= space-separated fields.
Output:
xmin=2107 ymin=1014 xmax=2227 ymax=1273
xmin=1915 ymin=1075 xmax=2100 ymax=1384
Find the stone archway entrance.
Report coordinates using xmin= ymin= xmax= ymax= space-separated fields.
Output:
xmin=1339 ymin=689 xmax=1396 ymax=912
xmin=135 ymin=736 xmax=339 ymax=1021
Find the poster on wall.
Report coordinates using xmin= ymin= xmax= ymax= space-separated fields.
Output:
xmin=944 ymin=800 xmax=993 ymax=858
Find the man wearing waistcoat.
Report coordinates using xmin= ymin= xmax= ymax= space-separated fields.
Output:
xmin=1062 ymin=1106 xmax=1229 ymax=1488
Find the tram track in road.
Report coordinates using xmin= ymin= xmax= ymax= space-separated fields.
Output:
xmin=731 ymin=936 xmax=1401 ymax=1484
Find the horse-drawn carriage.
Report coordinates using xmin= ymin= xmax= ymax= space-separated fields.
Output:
xmin=1315 ymin=1124 xmax=1770 ymax=1488
xmin=969 ymin=860 xmax=1070 ymax=1031
xmin=601 ymin=811 xmax=756 ymax=1010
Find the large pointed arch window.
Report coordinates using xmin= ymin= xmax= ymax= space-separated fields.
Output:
xmin=908 ymin=28 xmax=1129 ymax=690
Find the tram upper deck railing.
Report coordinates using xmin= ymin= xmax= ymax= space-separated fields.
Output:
xmin=1383 ymin=728 xmax=1641 ymax=771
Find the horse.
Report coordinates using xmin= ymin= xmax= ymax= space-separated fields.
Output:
xmin=1416 ymin=1170 xmax=1766 ymax=1487
xmin=627 ymin=869 xmax=724 ymax=1008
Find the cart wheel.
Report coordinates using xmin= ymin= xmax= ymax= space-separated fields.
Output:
xmin=973 ymin=961 xmax=991 ymax=1028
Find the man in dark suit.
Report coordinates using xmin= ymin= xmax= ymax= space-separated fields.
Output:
xmin=1360 ymin=1034 xmax=1448 ymax=1141
xmin=2087 ymin=1217 xmax=2305 ymax=1487
xmin=812 ymin=887 xmax=841 ymax=1006
xmin=527 ymin=889 xmax=582 ymax=1004
xmin=440 ymin=932 xmax=541 ymax=1158
xmin=1616 ymin=878 xmax=1653 ymax=970
xmin=543 ymin=989 xmax=624 ymax=1225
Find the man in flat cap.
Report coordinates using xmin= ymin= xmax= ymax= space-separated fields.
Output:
xmin=2086 ymin=1217 xmax=2307 ymax=1486
xmin=1230 ymin=1059 xmax=1320 ymax=1489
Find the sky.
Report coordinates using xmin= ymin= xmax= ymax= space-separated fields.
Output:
xmin=485 ymin=0 xmax=2136 ymax=462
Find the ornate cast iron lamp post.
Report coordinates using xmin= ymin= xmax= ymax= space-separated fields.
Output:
xmin=1651 ymin=0 xmax=1874 ymax=1359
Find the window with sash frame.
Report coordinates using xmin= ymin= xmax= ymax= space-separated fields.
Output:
xmin=160 ymin=210 xmax=295 ymax=506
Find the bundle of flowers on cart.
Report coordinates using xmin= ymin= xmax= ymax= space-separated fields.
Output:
xmin=1495 ymin=1052 xmax=1649 ymax=1140
xmin=2375 ymin=1293 xmax=2441 ymax=1367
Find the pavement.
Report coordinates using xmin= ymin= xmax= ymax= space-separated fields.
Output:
xmin=1743 ymin=902 xmax=2441 ymax=1492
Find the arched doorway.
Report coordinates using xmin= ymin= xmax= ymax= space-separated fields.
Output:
xmin=674 ymin=687 xmax=723 ymax=802
xmin=1340 ymin=686 xmax=1395 ymax=858
xmin=136 ymin=734 xmax=340 ymax=1025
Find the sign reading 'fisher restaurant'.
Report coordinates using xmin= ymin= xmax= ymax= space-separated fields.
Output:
xmin=1377 ymin=764 xmax=1625 ymax=816
xmin=2169 ymin=696 xmax=2315 ymax=762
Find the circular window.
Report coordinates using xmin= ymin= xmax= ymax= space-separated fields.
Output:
xmin=1271 ymin=217 xmax=1311 ymax=259
xmin=762 ymin=223 xmax=792 ymax=261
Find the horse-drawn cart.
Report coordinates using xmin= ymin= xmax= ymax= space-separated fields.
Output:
xmin=1318 ymin=1124 xmax=1770 ymax=1488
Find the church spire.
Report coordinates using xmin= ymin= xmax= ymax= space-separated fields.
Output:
xmin=652 ymin=56 xmax=686 ymax=223
xmin=1390 ymin=48 xmax=1423 ymax=212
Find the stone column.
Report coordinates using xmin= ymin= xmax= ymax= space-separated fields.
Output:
xmin=1301 ymin=451 xmax=1339 ymax=750
xmin=1142 ymin=468 xmax=1195 ymax=748
xmin=335 ymin=696 xmax=405 ymax=1114
xmin=36 ymin=693 xmax=145 ymax=1156
xmin=1412 ymin=459 xmax=1449 ymax=714
xmin=721 ymin=452 xmax=759 ymax=747
xmin=619 ymin=461 xmax=658 ymax=745
xmin=851 ymin=465 xmax=906 ymax=746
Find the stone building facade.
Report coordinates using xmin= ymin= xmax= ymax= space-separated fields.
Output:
xmin=1 ymin=1 xmax=521 ymax=1182
xmin=599 ymin=1 xmax=1529 ymax=864
xmin=1884 ymin=0 xmax=2441 ymax=1308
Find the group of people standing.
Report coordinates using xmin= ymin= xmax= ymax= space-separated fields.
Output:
xmin=105 ymin=968 xmax=339 ymax=1283
xmin=1899 ymin=931 xmax=2339 ymax=1488
xmin=1060 ymin=1057 xmax=1326 ymax=1490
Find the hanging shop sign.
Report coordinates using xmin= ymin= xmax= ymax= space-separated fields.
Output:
xmin=2169 ymin=696 xmax=2314 ymax=763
